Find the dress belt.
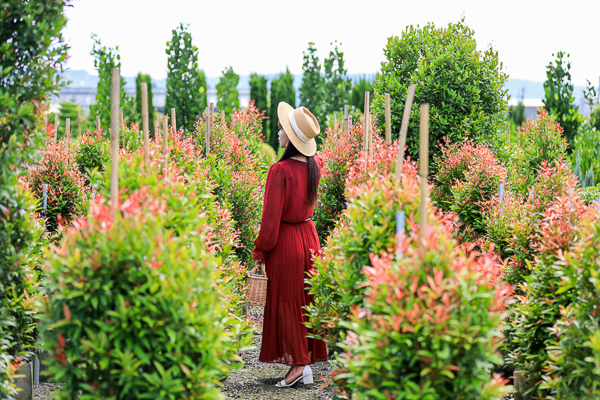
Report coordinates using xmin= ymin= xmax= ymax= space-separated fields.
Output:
xmin=282 ymin=218 xmax=312 ymax=225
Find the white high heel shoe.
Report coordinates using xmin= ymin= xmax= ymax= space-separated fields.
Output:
xmin=276 ymin=365 xmax=313 ymax=388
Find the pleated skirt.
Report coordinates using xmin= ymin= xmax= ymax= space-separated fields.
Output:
xmin=258 ymin=220 xmax=328 ymax=366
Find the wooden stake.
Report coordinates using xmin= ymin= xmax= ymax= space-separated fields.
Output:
xmin=343 ymin=105 xmax=349 ymax=132
xmin=171 ymin=107 xmax=176 ymax=135
xmin=120 ymin=109 xmax=125 ymax=150
xmin=385 ymin=93 xmax=391 ymax=145
xmin=363 ymin=91 xmax=370 ymax=154
xmin=333 ymin=115 xmax=337 ymax=136
xmin=77 ymin=111 xmax=81 ymax=137
xmin=418 ymin=103 xmax=429 ymax=249
xmin=207 ymin=103 xmax=214 ymax=154
xmin=53 ymin=114 xmax=58 ymax=143
xmin=141 ymin=82 xmax=150 ymax=163
xmin=96 ymin=115 xmax=101 ymax=132
xmin=205 ymin=107 xmax=209 ymax=154
xmin=220 ymin=109 xmax=225 ymax=122
xmin=162 ymin=116 xmax=168 ymax=174
xmin=65 ymin=118 xmax=70 ymax=150
xmin=110 ymin=68 xmax=120 ymax=218
xmin=395 ymin=84 xmax=416 ymax=179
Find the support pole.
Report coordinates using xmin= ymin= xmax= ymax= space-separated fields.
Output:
xmin=141 ymin=82 xmax=149 ymax=163
xmin=333 ymin=115 xmax=337 ymax=136
xmin=162 ymin=116 xmax=168 ymax=174
xmin=418 ymin=103 xmax=429 ymax=249
xmin=65 ymin=118 xmax=70 ymax=150
xmin=363 ymin=91 xmax=370 ymax=155
xmin=395 ymin=84 xmax=416 ymax=179
xmin=220 ymin=109 xmax=225 ymax=122
xmin=171 ymin=107 xmax=176 ymax=135
xmin=385 ymin=93 xmax=391 ymax=145
xmin=110 ymin=68 xmax=120 ymax=218
xmin=96 ymin=115 xmax=101 ymax=132
xmin=207 ymin=102 xmax=214 ymax=154
xmin=54 ymin=114 xmax=58 ymax=144
xmin=344 ymin=105 xmax=349 ymax=132
xmin=120 ymin=109 xmax=125 ymax=150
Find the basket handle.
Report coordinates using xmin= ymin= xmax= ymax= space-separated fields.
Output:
xmin=249 ymin=261 xmax=267 ymax=277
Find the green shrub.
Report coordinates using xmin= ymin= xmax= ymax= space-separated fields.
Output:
xmin=40 ymin=184 xmax=252 ymax=399
xmin=372 ymin=18 xmax=508 ymax=165
xmin=314 ymin=119 xmax=363 ymax=244
xmin=121 ymin=122 xmax=144 ymax=153
xmin=75 ymin=130 xmax=111 ymax=181
xmin=307 ymin=155 xmax=421 ymax=354
xmin=333 ymin=226 xmax=512 ymax=400
xmin=572 ymin=120 xmax=600 ymax=187
xmin=505 ymin=192 xmax=595 ymax=398
xmin=542 ymin=214 xmax=600 ymax=398
xmin=26 ymin=141 xmax=90 ymax=233
xmin=580 ymin=184 xmax=600 ymax=204
xmin=431 ymin=138 xmax=506 ymax=243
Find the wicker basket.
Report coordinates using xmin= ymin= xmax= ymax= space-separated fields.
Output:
xmin=247 ymin=263 xmax=268 ymax=307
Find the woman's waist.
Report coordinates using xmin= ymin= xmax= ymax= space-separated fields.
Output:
xmin=280 ymin=218 xmax=313 ymax=225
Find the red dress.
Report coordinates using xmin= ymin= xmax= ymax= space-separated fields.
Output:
xmin=253 ymin=156 xmax=328 ymax=366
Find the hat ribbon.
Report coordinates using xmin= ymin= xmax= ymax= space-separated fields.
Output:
xmin=288 ymin=111 xmax=311 ymax=143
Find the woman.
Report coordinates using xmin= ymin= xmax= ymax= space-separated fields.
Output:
xmin=253 ymin=102 xmax=328 ymax=388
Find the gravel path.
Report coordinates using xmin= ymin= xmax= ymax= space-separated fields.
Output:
xmin=33 ymin=306 xmax=333 ymax=400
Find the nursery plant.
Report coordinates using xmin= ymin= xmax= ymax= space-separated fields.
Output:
xmin=75 ymin=129 xmax=111 ymax=182
xmin=333 ymin=226 xmax=512 ymax=400
xmin=40 ymin=187 xmax=252 ymax=399
xmin=371 ymin=18 xmax=508 ymax=165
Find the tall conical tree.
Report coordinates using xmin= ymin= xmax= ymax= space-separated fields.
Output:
xmin=164 ymin=23 xmax=204 ymax=131
xmin=135 ymin=73 xmax=155 ymax=125
xmin=250 ymin=73 xmax=269 ymax=138
xmin=216 ymin=66 xmax=240 ymax=115
xmin=300 ymin=42 xmax=324 ymax=123
xmin=269 ymin=68 xmax=296 ymax=152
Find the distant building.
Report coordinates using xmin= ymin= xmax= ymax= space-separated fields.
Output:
xmin=50 ymin=87 xmax=251 ymax=115
xmin=507 ymin=98 xmax=544 ymax=120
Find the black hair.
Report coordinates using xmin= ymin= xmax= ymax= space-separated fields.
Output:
xmin=279 ymin=139 xmax=319 ymax=207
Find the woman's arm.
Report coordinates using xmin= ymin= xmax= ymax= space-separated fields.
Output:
xmin=253 ymin=163 xmax=285 ymax=262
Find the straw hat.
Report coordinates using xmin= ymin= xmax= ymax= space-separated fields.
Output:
xmin=277 ymin=102 xmax=320 ymax=157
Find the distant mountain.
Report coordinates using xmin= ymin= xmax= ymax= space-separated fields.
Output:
xmin=60 ymin=70 xmax=588 ymax=101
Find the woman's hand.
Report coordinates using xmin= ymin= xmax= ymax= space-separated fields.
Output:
xmin=254 ymin=259 xmax=265 ymax=271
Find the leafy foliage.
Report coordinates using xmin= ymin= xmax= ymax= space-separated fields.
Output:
xmin=75 ymin=130 xmax=111 ymax=183
xmin=249 ymin=73 xmax=269 ymax=141
xmin=313 ymin=119 xmax=363 ymax=245
xmin=268 ymin=69 xmax=295 ymax=152
xmin=58 ymin=99 xmax=89 ymax=136
xmin=333 ymin=229 xmax=511 ymax=400
xmin=350 ymin=76 xmax=373 ymax=113
xmin=580 ymin=184 xmax=600 ymax=205
xmin=135 ymin=73 xmax=155 ymax=126
xmin=40 ymin=182 xmax=252 ymax=399
xmin=323 ymin=41 xmax=351 ymax=118
xmin=0 ymin=1 xmax=68 ymax=396
xmin=300 ymin=42 xmax=325 ymax=123
xmin=25 ymin=142 xmax=90 ymax=233
xmin=572 ymin=120 xmax=600 ymax=187
xmin=543 ymin=51 xmax=582 ymax=145
xmin=164 ymin=23 xmax=206 ymax=131
xmin=372 ymin=18 xmax=508 ymax=166
xmin=88 ymin=34 xmax=136 ymax=131
xmin=431 ymin=139 xmax=507 ymax=243
xmin=216 ymin=66 xmax=240 ymax=116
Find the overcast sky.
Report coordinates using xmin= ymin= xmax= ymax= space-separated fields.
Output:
xmin=63 ymin=0 xmax=599 ymax=85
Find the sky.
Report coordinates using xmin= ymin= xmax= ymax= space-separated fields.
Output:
xmin=63 ymin=0 xmax=600 ymax=86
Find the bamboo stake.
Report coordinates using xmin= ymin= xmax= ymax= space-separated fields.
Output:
xmin=208 ymin=103 xmax=214 ymax=154
xmin=344 ymin=105 xmax=349 ymax=132
xmin=65 ymin=118 xmax=70 ymax=150
xmin=171 ymin=108 xmax=176 ymax=135
xmin=54 ymin=114 xmax=58 ymax=143
xmin=141 ymin=82 xmax=149 ymax=163
xmin=333 ymin=115 xmax=337 ymax=136
xmin=110 ymin=68 xmax=120 ymax=218
xmin=220 ymin=109 xmax=225 ymax=122
xmin=205 ymin=107 xmax=209 ymax=154
xmin=363 ymin=91 xmax=370 ymax=155
xmin=395 ymin=84 xmax=416 ymax=179
xmin=418 ymin=103 xmax=429 ymax=249
xmin=162 ymin=116 xmax=168 ymax=174
xmin=77 ymin=111 xmax=81 ymax=137
xmin=120 ymin=109 xmax=125 ymax=150
xmin=96 ymin=115 xmax=101 ymax=132
xmin=385 ymin=93 xmax=391 ymax=145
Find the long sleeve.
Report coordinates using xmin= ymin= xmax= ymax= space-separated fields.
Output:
xmin=253 ymin=163 xmax=285 ymax=262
